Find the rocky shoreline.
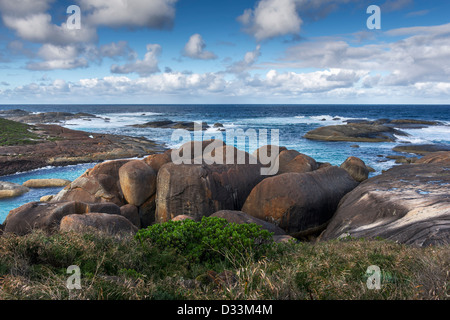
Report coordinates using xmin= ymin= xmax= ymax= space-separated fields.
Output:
xmin=1 ymin=111 xmax=449 ymax=247
xmin=0 ymin=120 xmax=167 ymax=176
xmin=1 ymin=137 xmax=449 ymax=247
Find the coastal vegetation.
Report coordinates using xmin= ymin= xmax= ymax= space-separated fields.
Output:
xmin=0 ymin=228 xmax=447 ymax=300
xmin=0 ymin=118 xmax=41 ymax=146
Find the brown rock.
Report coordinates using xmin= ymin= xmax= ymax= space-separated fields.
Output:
xmin=52 ymin=160 xmax=129 ymax=206
xmin=171 ymin=215 xmax=195 ymax=222
xmin=241 ymin=166 xmax=359 ymax=236
xmin=155 ymin=162 xmax=264 ymax=222
xmin=60 ymin=213 xmax=138 ymax=235
xmin=416 ymin=151 xmax=450 ymax=165
xmin=321 ymin=163 xmax=450 ymax=247
xmin=3 ymin=201 xmax=90 ymax=235
xmin=277 ymin=150 xmax=318 ymax=174
xmin=119 ymin=160 xmax=156 ymax=206
xmin=340 ymin=156 xmax=370 ymax=182
xmin=0 ymin=181 xmax=29 ymax=199
xmin=120 ymin=204 xmax=141 ymax=228
xmin=139 ymin=194 xmax=156 ymax=228
xmin=143 ymin=150 xmax=172 ymax=172
xmin=22 ymin=179 xmax=71 ymax=188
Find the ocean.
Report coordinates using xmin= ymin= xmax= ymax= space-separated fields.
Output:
xmin=1 ymin=104 xmax=449 ymax=223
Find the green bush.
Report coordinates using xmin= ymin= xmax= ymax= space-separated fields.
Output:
xmin=135 ymin=217 xmax=273 ymax=265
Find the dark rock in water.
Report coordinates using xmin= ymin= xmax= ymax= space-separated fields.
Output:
xmin=340 ymin=156 xmax=370 ymax=182
xmin=306 ymin=118 xmax=445 ymax=143
xmin=213 ymin=122 xmax=224 ymax=128
xmin=345 ymin=118 xmax=443 ymax=128
xmin=0 ymin=110 xmax=100 ymax=124
xmin=304 ymin=123 xmax=408 ymax=142
xmin=321 ymin=157 xmax=450 ymax=247
xmin=241 ymin=166 xmax=359 ymax=237
xmin=393 ymin=144 xmax=450 ymax=155
xmin=131 ymin=120 xmax=208 ymax=131
xmin=210 ymin=210 xmax=286 ymax=235
xmin=0 ymin=109 xmax=30 ymax=117
xmin=155 ymin=161 xmax=264 ymax=222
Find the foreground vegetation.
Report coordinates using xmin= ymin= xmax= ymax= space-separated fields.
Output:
xmin=0 ymin=220 xmax=448 ymax=300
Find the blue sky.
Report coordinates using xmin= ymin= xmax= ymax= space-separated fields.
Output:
xmin=0 ymin=0 xmax=449 ymax=104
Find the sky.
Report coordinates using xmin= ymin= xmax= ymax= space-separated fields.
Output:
xmin=0 ymin=0 xmax=449 ymax=104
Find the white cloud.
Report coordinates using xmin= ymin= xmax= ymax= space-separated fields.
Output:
xmin=183 ymin=34 xmax=217 ymax=60
xmin=1 ymin=11 xmax=96 ymax=46
xmin=226 ymin=45 xmax=261 ymax=74
xmin=280 ymin=23 xmax=450 ymax=86
xmin=238 ymin=0 xmax=302 ymax=41
xmin=77 ymin=0 xmax=178 ymax=29
xmin=111 ymin=44 xmax=162 ymax=76
xmin=26 ymin=44 xmax=88 ymax=70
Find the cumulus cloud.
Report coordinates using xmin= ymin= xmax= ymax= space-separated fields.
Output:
xmin=183 ymin=34 xmax=217 ymax=60
xmin=279 ymin=23 xmax=450 ymax=86
xmin=226 ymin=45 xmax=261 ymax=74
xmin=238 ymin=0 xmax=302 ymax=41
xmin=111 ymin=44 xmax=162 ymax=76
xmin=77 ymin=0 xmax=178 ymax=29
xmin=0 ymin=0 xmax=178 ymax=70
xmin=0 ymin=3 xmax=96 ymax=46
xmin=26 ymin=44 xmax=88 ymax=70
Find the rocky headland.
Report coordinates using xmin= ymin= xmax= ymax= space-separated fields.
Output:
xmin=0 ymin=116 xmax=167 ymax=176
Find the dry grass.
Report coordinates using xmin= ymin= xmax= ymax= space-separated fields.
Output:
xmin=0 ymin=230 xmax=448 ymax=300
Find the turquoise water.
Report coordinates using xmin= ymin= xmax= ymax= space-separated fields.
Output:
xmin=0 ymin=163 xmax=96 ymax=222
xmin=1 ymin=104 xmax=449 ymax=223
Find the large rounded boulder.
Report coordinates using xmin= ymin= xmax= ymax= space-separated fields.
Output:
xmin=321 ymin=159 xmax=450 ymax=246
xmin=60 ymin=213 xmax=138 ymax=235
xmin=118 ymin=160 xmax=156 ymax=206
xmin=155 ymin=161 xmax=264 ymax=222
xmin=241 ymin=166 xmax=359 ymax=237
xmin=51 ymin=160 xmax=130 ymax=206
xmin=340 ymin=156 xmax=370 ymax=182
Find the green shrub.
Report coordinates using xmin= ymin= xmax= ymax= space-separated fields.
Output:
xmin=135 ymin=217 xmax=273 ymax=265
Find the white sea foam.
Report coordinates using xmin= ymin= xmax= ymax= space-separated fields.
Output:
xmin=401 ymin=125 xmax=450 ymax=144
